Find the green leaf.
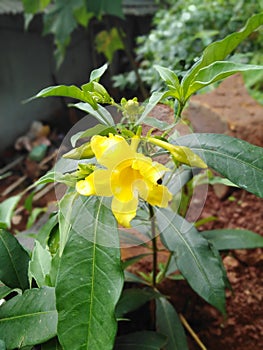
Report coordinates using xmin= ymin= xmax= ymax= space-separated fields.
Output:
xmin=156 ymin=297 xmax=188 ymax=350
xmin=0 ymin=285 xmax=14 ymax=300
xmin=89 ymin=63 xmax=109 ymax=82
xmin=0 ymin=230 xmax=30 ymax=290
xmin=58 ymin=192 xmax=78 ymax=256
xmin=201 ymin=229 xmax=263 ymax=250
xmin=176 ymin=133 xmax=263 ymax=197
xmin=72 ymin=102 xmax=115 ymax=125
xmin=36 ymin=213 xmax=58 ymax=248
xmin=114 ymin=331 xmax=167 ymax=350
xmin=0 ymin=339 xmax=5 ymax=350
xmin=186 ymin=61 xmax=263 ymax=99
xmin=135 ymin=92 xmax=165 ymax=126
xmin=156 ymin=209 xmax=226 ymax=314
xmin=116 ymin=288 xmax=160 ymax=318
xmin=28 ymin=241 xmax=52 ymax=288
xmin=56 ymin=197 xmax=124 ymax=350
xmin=71 ymin=124 xmax=116 ymax=147
xmin=29 ymin=85 xmax=96 ymax=107
xmin=0 ymin=287 xmax=57 ymax=349
xmin=34 ymin=170 xmax=56 ymax=186
xmin=182 ymin=12 xmax=263 ymax=96
xmin=0 ymin=195 xmax=21 ymax=229
xmin=154 ymin=65 xmax=181 ymax=100
xmin=86 ymin=0 xmax=123 ymax=18
xmin=26 ymin=207 xmax=46 ymax=229
xmin=95 ymin=28 xmax=124 ymax=62
xmin=22 ymin=0 xmax=51 ymax=14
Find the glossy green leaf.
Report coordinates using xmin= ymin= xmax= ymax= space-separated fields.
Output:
xmin=37 ymin=213 xmax=58 ymax=248
xmin=176 ymin=133 xmax=263 ymax=197
xmin=156 ymin=209 xmax=226 ymax=314
xmin=116 ymin=288 xmax=160 ymax=318
xmin=182 ymin=12 xmax=263 ymax=96
xmin=0 ymin=285 xmax=13 ymax=300
xmin=28 ymin=241 xmax=52 ymax=288
xmin=0 ymin=287 xmax=57 ymax=349
xmin=0 ymin=230 xmax=30 ymax=290
xmin=186 ymin=61 xmax=263 ymax=99
xmin=29 ymin=85 xmax=96 ymax=107
xmin=114 ymin=331 xmax=167 ymax=350
xmin=0 ymin=195 xmax=21 ymax=229
xmin=202 ymin=229 xmax=263 ymax=250
xmin=56 ymin=197 xmax=123 ymax=350
xmin=156 ymin=297 xmax=188 ymax=350
xmin=72 ymin=102 xmax=115 ymax=125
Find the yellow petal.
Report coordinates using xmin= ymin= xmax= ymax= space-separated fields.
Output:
xmin=76 ymin=170 xmax=112 ymax=197
xmin=110 ymin=163 xmax=142 ymax=202
xmin=111 ymin=196 xmax=138 ymax=228
xmin=76 ymin=173 xmax=96 ymax=196
xmin=91 ymin=134 xmax=134 ymax=168
xmin=133 ymin=156 xmax=169 ymax=183
xmin=140 ymin=181 xmax=172 ymax=207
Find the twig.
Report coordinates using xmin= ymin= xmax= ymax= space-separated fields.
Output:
xmin=2 ymin=175 xmax=27 ymax=196
xmin=179 ymin=313 xmax=207 ymax=350
xmin=0 ymin=156 xmax=25 ymax=175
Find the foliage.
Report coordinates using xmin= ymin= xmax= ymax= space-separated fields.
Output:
xmin=0 ymin=13 xmax=263 ymax=349
xmin=113 ymin=0 xmax=263 ymax=92
xmin=21 ymin=0 xmax=123 ymax=66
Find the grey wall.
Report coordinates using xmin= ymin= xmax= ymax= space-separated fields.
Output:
xmin=0 ymin=14 xmax=96 ymax=151
xmin=0 ymin=12 xmax=152 ymax=151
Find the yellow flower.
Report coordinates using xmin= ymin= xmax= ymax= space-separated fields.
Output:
xmin=76 ymin=134 xmax=172 ymax=227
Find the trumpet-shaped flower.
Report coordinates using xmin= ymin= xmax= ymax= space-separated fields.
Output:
xmin=76 ymin=134 xmax=172 ymax=227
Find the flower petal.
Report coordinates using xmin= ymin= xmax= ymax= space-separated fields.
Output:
xmin=140 ymin=181 xmax=172 ymax=207
xmin=111 ymin=196 xmax=138 ymax=228
xmin=133 ymin=156 xmax=170 ymax=183
xmin=91 ymin=134 xmax=134 ymax=168
xmin=76 ymin=169 xmax=112 ymax=197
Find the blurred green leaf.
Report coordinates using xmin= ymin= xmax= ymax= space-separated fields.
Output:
xmin=157 ymin=209 xmax=226 ymax=314
xmin=95 ymin=28 xmax=124 ymax=62
xmin=22 ymin=0 xmax=51 ymax=14
xmin=0 ymin=287 xmax=57 ymax=349
xmin=202 ymin=229 xmax=263 ymax=250
xmin=176 ymin=133 xmax=263 ymax=198
xmin=0 ymin=195 xmax=21 ymax=229
xmin=114 ymin=331 xmax=167 ymax=349
xmin=0 ymin=230 xmax=30 ymax=290
xmin=156 ymin=297 xmax=188 ymax=350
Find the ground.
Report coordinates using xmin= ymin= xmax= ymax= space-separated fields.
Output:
xmin=0 ymin=74 xmax=262 ymax=349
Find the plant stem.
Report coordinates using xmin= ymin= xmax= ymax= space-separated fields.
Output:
xmin=149 ymin=204 xmax=157 ymax=287
xmin=179 ymin=313 xmax=207 ymax=350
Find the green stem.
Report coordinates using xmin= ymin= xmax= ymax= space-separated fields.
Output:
xmin=149 ymin=204 xmax=157 ymax=287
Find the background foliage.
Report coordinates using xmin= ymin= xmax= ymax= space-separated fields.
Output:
xmin=113 ymin=0 xmax=263 ymax=97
